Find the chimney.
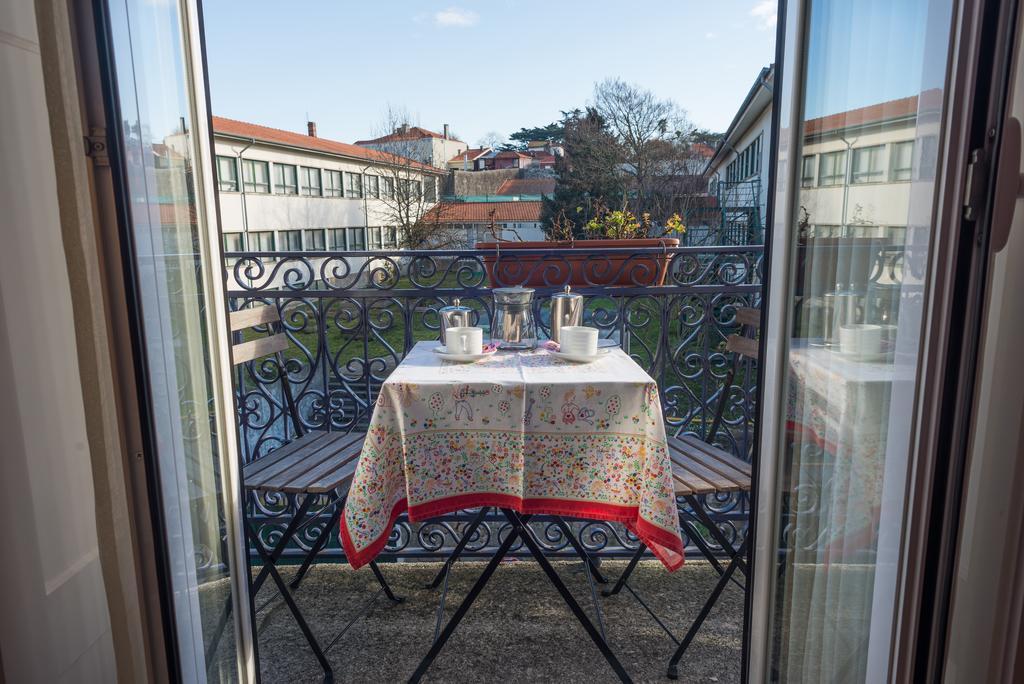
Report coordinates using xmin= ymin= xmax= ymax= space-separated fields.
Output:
xmin=307 ymin=121 xmax=317 ymax=137
xmin=443 ymin=123 xmax=450 ymax=140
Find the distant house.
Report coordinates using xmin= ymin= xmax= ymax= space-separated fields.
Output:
xmin=495 ymin=178 xmax=556 ymax=199
xmin=490 ymin=150 xmax=533 ymax=170
xmin=355 ymin=123 xmax=467 ymax=169
xmin=526 ymin=140 xmax=565 ymax=157
xmin=448 ymin=147 xmax=492 ymax=171
xmin=424 ymin=200 xmax=546 ymax=245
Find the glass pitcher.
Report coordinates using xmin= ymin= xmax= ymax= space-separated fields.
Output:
xmin=491 ymin=287 xmax=537 ymax=350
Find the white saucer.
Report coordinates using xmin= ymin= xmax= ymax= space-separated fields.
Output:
xmin=549 ymin=348 xmax=610 ymax=363
xmin=833 ymin=349 xmax=893 ymax=363
xmin=433 ymin=346 xmax=497 ymax=363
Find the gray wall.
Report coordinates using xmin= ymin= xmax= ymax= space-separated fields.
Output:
xmin=446 ymin=168 xmax=520 ymax=196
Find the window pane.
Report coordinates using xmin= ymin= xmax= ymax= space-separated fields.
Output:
xmin=329 ymin=228 xmax=346 ymax=249
xmin=300 ymin=167 xmax=321 ymax=196
xmin=280 ymin=229 xmax=302 ymax=250
xmin=216 ymin=155 xmax=238 ymax=192
xmin=249 ymin=230 xmax=275 ymax=251
xmin=345 ymin=172 xmax=362 ymax=198
xmin=242 ymin=159 xmax=269 ymax=193
xmin=366 ymin=175 xmax=379 ymax=198
xmin=381 ymin=176 xmax=394 ymax=199
xmin=771 ymin=0 xmax=954 ymax=680
xmin=304 ymin=229 xmax=326 ymax=250
xmin=223 ymin=232 xmax=244 ymax=251
xmin=801 ymin=155 xmax=816 ymax=187
xmin=891 ymin=140 xmax=914 ymax=180
xmin=347 ymin=227 xmax=366 ymax=250
xmin=275 ymin=163 xmax=298 ymax=194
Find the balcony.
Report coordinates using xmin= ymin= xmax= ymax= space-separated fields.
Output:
xmin=216 ymin=243 xmax=762 ymax=679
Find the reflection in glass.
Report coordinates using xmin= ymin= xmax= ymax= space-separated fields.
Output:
xmin=107 ymin=0 xmax=238 ymax=679
xmin=771 ymin=0 xmax=952 ymax=680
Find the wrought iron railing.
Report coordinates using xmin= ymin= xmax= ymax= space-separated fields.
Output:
xmin=223 ymin=245 xmax=763 ymax=566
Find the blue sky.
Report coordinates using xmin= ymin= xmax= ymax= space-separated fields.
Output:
xmin=803 ymin=0 xmax=947 ymax=119
xmin=201 ymin=1 xmax=779 ymax=145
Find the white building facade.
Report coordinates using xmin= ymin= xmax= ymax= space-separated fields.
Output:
xmin=211 ymin=117 xmax=443 ymax=259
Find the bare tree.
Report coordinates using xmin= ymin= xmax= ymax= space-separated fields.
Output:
xmin=358 ymin=106 xmax=464 ymax=249
xmin=476 ymin=131 xmax=506 ymax=150
xmin=592 ymin=78 xmax=707 ymax=225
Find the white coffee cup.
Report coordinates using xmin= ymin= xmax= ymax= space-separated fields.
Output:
xmin=839 ymin=323 xmax=882 ymax=358
xmin=447 ymin=326 xmax=483 ymax=355
xmin=559 ymin=326 xmax=599 ymax=357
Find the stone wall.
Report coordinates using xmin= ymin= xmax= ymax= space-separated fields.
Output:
xmin=445 ymin=168 xmax=520 ymax=196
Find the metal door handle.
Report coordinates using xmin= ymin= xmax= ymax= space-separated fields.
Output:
xmin=991 ymin=116 xmax=1021 ymax=253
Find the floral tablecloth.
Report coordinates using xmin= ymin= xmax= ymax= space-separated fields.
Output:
xmin=340 ymin=341 xmax=684 ymax=570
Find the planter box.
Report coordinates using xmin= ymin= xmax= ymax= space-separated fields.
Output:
xmin=474 ymin=238 xmax=679 ymax=288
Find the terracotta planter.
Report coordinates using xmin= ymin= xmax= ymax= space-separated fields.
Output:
xmin=474 ymin=238 xmax=679 ymax=288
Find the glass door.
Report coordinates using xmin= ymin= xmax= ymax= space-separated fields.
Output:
xmin=97 ymin=0 xmax=251 ymax=680
xmin=752 ymin=0 xmax=959 ymax=680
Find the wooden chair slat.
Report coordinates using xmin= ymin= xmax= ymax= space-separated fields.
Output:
xmin=233 ymin=333 xmax=289 ymax=365
xmin=675 ymin=435 xmax=753 ymax=479
xmin=306 ymin=455 xmax=362 ymax=494
xmin=671 ymin=473 xmax=695 ymax=496
xmin=230 ymin=305 xmax=280 ymax=332
xmin=668 ymin=455 xmax=718 ymax=494
xmin=671 ymin=465 xmax=717 ymax=495
xmin=735 ymin=307 xmax=761 ymax=329
xmin=670 ymin=446 xmax=744 ymax=492
xmin=280 ymin=433 xmax=366 ymax=493
xmin=242 ymin=431 xmax=330 ymax=481
xmin=247 ymin=432 xmax=350 ymax=490
xmin=725 ymin=334 xmax=759 ymax=360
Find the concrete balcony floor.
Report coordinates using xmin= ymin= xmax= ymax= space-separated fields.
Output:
xmin=203 ymin=559 xmax=743 ymax=682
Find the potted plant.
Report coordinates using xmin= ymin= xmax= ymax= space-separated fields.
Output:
xmin=476 ymin=203 xmax=685 ymax=288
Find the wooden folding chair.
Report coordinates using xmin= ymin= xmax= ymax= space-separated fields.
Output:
xmin=602 ymin=306 xmax=759 ymax=680
xmin=206 ymin=304 xmax=400 ymax=682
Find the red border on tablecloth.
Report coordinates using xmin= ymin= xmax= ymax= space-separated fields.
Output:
xmin=340 ymin=492 xmax=685 ymax=572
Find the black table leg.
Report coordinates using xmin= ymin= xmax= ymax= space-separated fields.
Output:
xmin=553 ymin=516 xmax=608 ymax=584
xmin=666 ymin=536 xmax=749 ymax=680
xmin=409 ymin=519 xmax=525 ymax=683
xmin=504 ymin=509 xmax=632 ymax=683
xmin=426 ymin=506 xmax=491 ymax=589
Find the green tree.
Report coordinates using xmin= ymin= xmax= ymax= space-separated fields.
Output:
xmin=508 ymin=120 xmax=567 ymax=149
xmin=540 ymin=108 xmax=625 ymax=239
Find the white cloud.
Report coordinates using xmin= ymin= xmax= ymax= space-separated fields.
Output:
xmin=705 ymin=32 xmax=717 ymax=39
xmin=434 ymin=7 xmax=479 ymax=27
xmin=750 ymin=0 xmax=777 ymax=31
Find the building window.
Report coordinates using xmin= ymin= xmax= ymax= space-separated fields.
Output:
xmin=424 ymin=178 xmax=436 ymax=202
xmin=411 ymin=181 xmax=422 ymax=201
xmin=818 ymin=150 xmax=847 ymax=186
xmin=365 ymin=175 xmax=380 ymax=198
xmin=248 ymin=230 xmax=275 ymax=252
xmin=274 ymin=164 xmax=298 ymax=195
xmin=216 ymin=155 xmax=238 ymax=192
xmin=304 ymin=229 xmax=326 ymax=250
xmin=300 ymin=167 xmax=322 ymax=196
xmin=324 ymin=170 xmax=343 ymax=197
xmin=851 ymin=144 xmax=886 ymax=184
xmin=890 ymin=141 xmax=914 ymax=181
xmin=725 ymin=133 xmax=762 ymax=183
xmin=801 ymin=155 xmax=816 ymax=188
xmin=384 ymin=226 xmax=398 ymax=248
xmin=279 ymin=229 xmax=302 ymax=251
xmin=223 ymin=232 xmax=245 ymax=251
xmin=242 ymin=159 xmax=270 ymax=193
xmin=347 ymin=227 xmax=366 ymax=250
xmin=345 ymin=172 xmax=363 ymax=198
xmin=329 ymin=228 xmax=347 ymax=250
xmin=917 ymin=135 xmax=939 ymax=180
xmin=367 ymin=226 xmax=383 ymax=250
xmin=381 ymin=177 xmax=394 ymax=199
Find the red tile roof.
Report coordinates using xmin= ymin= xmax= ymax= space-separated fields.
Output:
xmin=425 ymin=201 xmax=544 ymax=223
xmin=495 ymin=178 xmax=556 ymax=196
xmin=494 ymin=150 xmax=532 ymax=159
xmin=212 ymin=117 xmax=441 ymax=173
xmin=803 ymin=90 xmax=942 ymax=136
xmin=449 ymin=147 xmax=491 ymax=163
xmin=691 ymin=143 xmax=716 ymax=157
xmin=355 ymin=126 xmax=462 ymax=145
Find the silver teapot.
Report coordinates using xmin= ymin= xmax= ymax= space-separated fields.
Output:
xmin=549 ymin=285 xmax=583 ymax=344
xmin=438 ymin=298 xmax=474 ymax=346
xmin=491 ymin=287 xmax=537 ymax=350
